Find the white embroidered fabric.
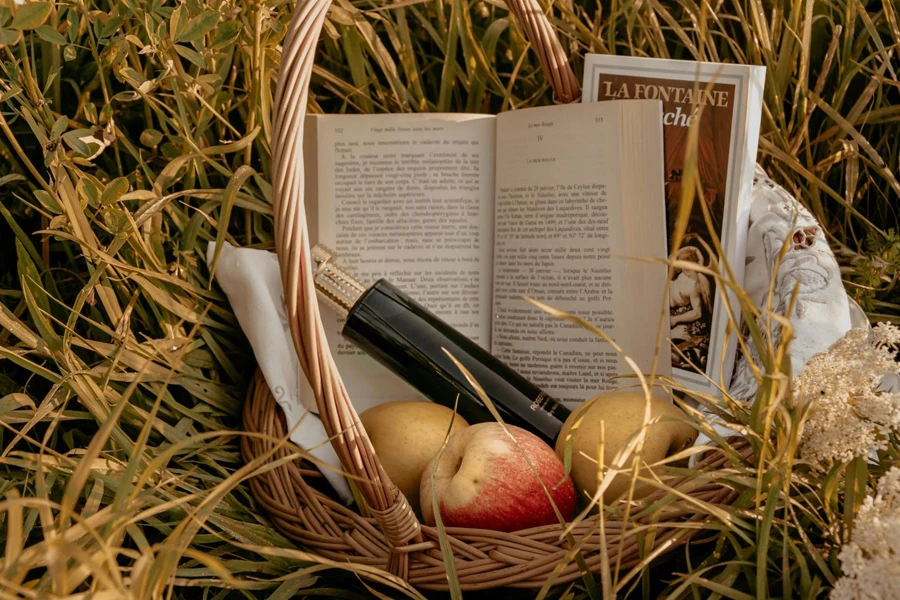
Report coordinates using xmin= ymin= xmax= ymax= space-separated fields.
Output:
xmin=729 ymin=166 xmax=856 ymax=400
xmin=690 ymin=166 xmax=860 ymax=454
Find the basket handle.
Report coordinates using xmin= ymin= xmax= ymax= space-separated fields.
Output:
xmin=505 ymin=0 xmax=581 ymax=103
xmin=270 ymin=0 xmax=578 ymax=574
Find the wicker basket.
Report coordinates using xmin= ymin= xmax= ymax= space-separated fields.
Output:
xmin=241 ymin=0 xmax=753 ymax=590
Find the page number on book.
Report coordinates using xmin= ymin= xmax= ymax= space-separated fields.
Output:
xmin=595 ymin=117 xmax=604 ymax=123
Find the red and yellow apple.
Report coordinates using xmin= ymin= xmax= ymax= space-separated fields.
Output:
xmin=420 ymin=423 xmax=576 ymax=532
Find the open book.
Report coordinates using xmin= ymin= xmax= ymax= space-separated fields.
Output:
xmin=583 ymin=55 xmax=766 ymax=395
xmin=303 ymin=101 xmax=670 ymax=412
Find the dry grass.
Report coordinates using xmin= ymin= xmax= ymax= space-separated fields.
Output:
xmin=0 ymin=0 xmax=897 ymax=597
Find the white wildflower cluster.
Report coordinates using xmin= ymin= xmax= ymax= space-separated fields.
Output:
xmin=872 ymin=322 xmax=900 ymax=348
xmin=831 ymin=467 xmax=900 ymax=600
xmin=795 ymin=323 xmax=900 ymax=470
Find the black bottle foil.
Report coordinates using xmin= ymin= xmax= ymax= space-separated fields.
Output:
xmin=342 ymin=279 xmax=570 ymax=445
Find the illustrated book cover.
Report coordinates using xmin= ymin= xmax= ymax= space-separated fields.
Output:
xmin=583 ymin=55 xmax=766 ymax=395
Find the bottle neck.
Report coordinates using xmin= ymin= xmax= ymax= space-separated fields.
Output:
xmin=311 ymin=244 xmax=366 ymax=317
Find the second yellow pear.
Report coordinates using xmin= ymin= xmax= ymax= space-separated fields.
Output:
xmin=555 ymin=390 xmax=696 ymax=504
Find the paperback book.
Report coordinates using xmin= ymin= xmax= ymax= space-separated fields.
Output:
xmin=582 ymin=55 xmax=766 ymax=394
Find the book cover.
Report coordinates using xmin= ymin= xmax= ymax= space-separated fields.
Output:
xmin=582 ymin=55 xmax=766 ymax=394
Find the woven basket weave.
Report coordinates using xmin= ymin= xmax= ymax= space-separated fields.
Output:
xmin=241 ymin=0 xmax=753 ymax=590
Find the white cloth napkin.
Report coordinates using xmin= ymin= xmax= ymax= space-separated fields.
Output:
xmin=207 ymin=242 xmax=353 ymax=502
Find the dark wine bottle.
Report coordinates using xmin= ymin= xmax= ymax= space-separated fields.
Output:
xmin=312 ymin=246 xmax=570 ymax=446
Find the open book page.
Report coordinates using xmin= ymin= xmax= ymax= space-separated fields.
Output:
xmin=582 ymin=55 xmax=765 ymax=394
xmin=492 ymin=101 xmax=670 ymax=406
xmin=309 ymin=113 xmax=497 ymax=412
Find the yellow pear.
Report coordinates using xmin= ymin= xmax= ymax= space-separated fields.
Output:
xmin=360 ymin=401 xmax=468 ymax=511
xmin=555 ymin=390 xmax=696 ymax=503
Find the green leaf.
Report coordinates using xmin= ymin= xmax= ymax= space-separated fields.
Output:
xmin=83 ymin=102 xmax=98 ymax=124
xmin=119 ymin=66 xmax=148 ymax=87
xmin=169 ymin=4 xmax=186 ymax=42
xmin=65 ymin=9 xmax=78 ymax=41
xmin=0 ymin=28 xmax=19 ymax=45
xmin=140 ymin=129 xmax=163 ymax=147
xmin=0 ymin=7 xmax=10 ymax=27
xmin=210 ymin=21 xmax=241 ymax=50
xmin=10 ymin=2 xmax=52 ymax=30
xmin=160 ymin=143 xmax=181 ymax=160
xmin=176 ymin=9 xmax=219 ymax=44
xmin=62 ymin=129 xmax=93 ymax=156
xmin=174 ymin=44 xmax=206 ymax=68
xmin=194 ymin=73 xmax=221 ymax=91
xmin=51 ymin=116 xmax=68 ymax=139
xmin=33 ymin=190 xmax=62 ymax=215
xmin=0 ymin=174 xmax=25 ymax=188
xmin=98 ymin=15 xmax=126 ymax=39
xmin=75 ymin=176 xmax=101 ymax=207
xmin=35 ymin=24 xmax=66 ymax=45
xmin=101 ymin=206 xmax=128 ymax=233
xmin=100 ymin=177 xmax=130 ymax=206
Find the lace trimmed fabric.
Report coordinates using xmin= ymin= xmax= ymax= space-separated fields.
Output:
xmin=729 ymin=165 xmax=858 ymax=400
